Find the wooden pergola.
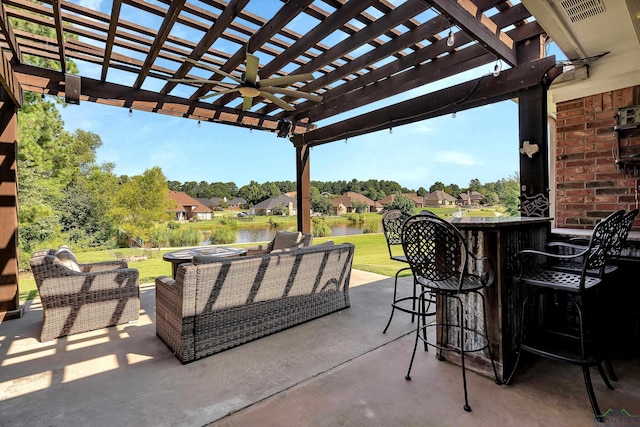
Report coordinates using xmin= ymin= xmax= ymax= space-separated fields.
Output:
xmin=0 ymin=0 xmax=557 ymax=318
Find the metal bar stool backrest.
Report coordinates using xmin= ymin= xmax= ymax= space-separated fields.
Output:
xmin=582 ymin=209 xmax=625 ymax=279
xmin=402 ymin=214 xmax=469 ymax=293
xmin=610 ymin=209 xmax=639 ymax=260
xmin=382 ymin=210 xmax=411 ymax=259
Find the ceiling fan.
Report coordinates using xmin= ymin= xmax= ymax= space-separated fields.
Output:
xmin=170 ymin=54 xmax=323 ymax=111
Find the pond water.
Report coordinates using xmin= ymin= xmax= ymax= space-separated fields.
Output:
xmin=201 ymin=223 xmax=374 ymax=245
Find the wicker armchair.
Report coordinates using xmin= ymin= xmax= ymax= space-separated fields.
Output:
xmin=246 ymin=231 xmax=313 ymax=256
xmin=30 ymin=249 xmax=140 ymax=342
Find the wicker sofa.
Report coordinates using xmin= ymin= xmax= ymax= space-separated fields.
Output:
xmin=155 ymin=241 xmax=355 ymax=363
xmin=30 ymin=249 xmax=140 ymax=342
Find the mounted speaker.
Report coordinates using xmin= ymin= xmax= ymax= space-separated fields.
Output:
xmin=65 ymin=74 xmax=81 ymax=105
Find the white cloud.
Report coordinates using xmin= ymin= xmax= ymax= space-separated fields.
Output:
xmin=434 ymin=151 xmax=480 ymax=166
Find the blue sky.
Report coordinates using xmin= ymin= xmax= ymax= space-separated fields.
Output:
xmin=56 ymin=0 xmax=548 ymax=191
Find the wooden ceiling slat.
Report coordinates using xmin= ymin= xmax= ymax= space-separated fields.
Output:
xmin=213 ymin=0 xmax=380 ymax=108
xmin=51 ymin=0 xmax=66 ymax=72
xmin=190 ymin=0 xmax=315 ymax=101
xmin=301 ymin=43 xmax=492 ymax=123
xmin=132 ymin=0 xmax=186 ymax=88
xmin=101 ymin=0 xmax=123 ymax=82
xmin=161 ymin=0 xmax=251 ymax=95
xmin=290 ymin=30 xmax=475 ymax=120
xmin=255 ymin=0 xmax=431 ymax=115
xmin=421 ymin=0 xmax=517 ymax=66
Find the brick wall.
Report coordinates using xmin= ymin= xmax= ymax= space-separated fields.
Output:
xmin=555 ymin=86 xmax=640 ymax=229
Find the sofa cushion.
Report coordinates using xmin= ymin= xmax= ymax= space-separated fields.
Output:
xmin=55 ymin=246 xmax=81 ymax=272
xmin=271 ymin=231 xmax=302 ymax=251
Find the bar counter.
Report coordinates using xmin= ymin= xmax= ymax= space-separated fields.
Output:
xmin=438 ymin=216 xmax=552 ymax=380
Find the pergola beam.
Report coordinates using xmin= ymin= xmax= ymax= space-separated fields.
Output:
xmin=0 ymin=52 xmax=23 ymax=107
xmin=13 ymin=63 xmax=313 ymax=133
xmin=420 ymin=0 xmax=517 ymax=66
xmin=298 ymin=39 xmax=490 ymax=123
xmin=291 ymin=56 xmax=558 ymax=147
xmin=0 ymin=2 xmax=21 ymax=61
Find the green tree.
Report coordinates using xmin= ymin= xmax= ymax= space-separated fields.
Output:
xmin=351 ymin=199 xmax=369 ymax=213
xmin=110 ymin=167 xmax=173 ymax=242
xmin=495 ymin=173 xmax=520 ymax=215
xmin=238 ymin=180 xmax=266 ymax=206
xmin=416 ymin=187 xmax=427 ymax=196
xmin=430 ymin=181 xmax=445 ymax=192
xmin=386 ymin=192 xmax=414 ymax=214
xmin=468 ymin=178 xmax=482 ymax=192
xmin=310 ymin=187 xmax=333 ymax=215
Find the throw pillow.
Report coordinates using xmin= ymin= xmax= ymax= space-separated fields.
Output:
xmin=271 ymin=231 xmax=302 ymax=251
xmin=55 ymin=246 xmax=81 ymax=272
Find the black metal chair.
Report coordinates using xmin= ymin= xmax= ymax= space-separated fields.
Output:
xmin=546 ymin=209 xmax=637 ymax=276
xmin=504 ymin=209 xmax=625 ymax=421
xmin=402 ymin=214 xmax=500 ymax=412
xmin=381 ymin=210 xmax=434 ymax=333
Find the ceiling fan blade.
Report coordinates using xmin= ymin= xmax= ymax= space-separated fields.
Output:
xmin=199 ymin=87 xmax=242 ymax=100
xmin=260 ymin=87 xmax=323 ymax=102
xmin=259 ymin=91 xmax=295 ymax=111
xmin=245 ymin=53 xmax=259 ymax=85
xmin=182 ymin=57 xmax=243 ymax=84
xmin=259 ymin=73 xmax=314 ymax=87
xmin=242 ymin=96 xmax=254 ymax=111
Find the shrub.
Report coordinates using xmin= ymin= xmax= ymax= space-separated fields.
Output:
xmin=346 ymin=213 xmax=363 ymax=224
xmin=209 ymin=227 xmax=236 ymax=244
xmin=170 ymin=227 xmax=200 ymax=247
xmin=149 ymin=225 xmax=200 ymax=247
xmin=268 ymin=218 xmax=281 ymax=228
xmin=362 ymin=220 xmax=378 ymax=234
xmin=218 ymin=217 xmax=238 ymax=227
xmin=312 ymin=220 xmax=331 ymax=237
xmin=149 ymin=226 xmax=172 ymax=247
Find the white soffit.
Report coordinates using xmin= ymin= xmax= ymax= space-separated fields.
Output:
xmin=523 ymin=0 xmax=640 ymax=108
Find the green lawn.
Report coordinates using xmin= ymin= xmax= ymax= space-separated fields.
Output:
xmin=18 ymin=233 xmax=405 ymax=302
xmin=18 ymin=207 xmax=505 ymax=302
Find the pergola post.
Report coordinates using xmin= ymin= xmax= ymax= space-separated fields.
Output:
xmin=517 ymin=36 xmax=550 ymax=218
xmin=518 ymin=84 xmax=550 ymax=217
xmin=295 ymin=144 xmax=311 ymax=233
xmin=0 ymin=91 xmax=22 ymax=320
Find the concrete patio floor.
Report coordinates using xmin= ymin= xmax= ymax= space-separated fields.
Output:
xmin=1 ymin=271 xmax=639 ymax=427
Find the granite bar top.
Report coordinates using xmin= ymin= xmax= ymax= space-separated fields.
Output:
xmin=450 ymin=216 xmax=552 ymax=229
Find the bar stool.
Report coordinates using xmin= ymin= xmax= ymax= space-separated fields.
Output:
xmin=402 ymin=214 xmax=500 ymax=412
xmin=381 ymin=210 xmax=435 ymax=333
xmin=504 ymin=210 xmax=623 ymax=420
